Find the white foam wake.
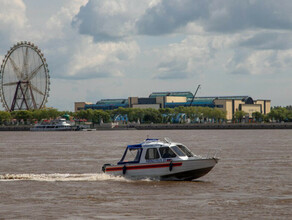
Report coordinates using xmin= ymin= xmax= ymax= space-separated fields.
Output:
xmin=0 ymin=173 xmax=132 ymax=182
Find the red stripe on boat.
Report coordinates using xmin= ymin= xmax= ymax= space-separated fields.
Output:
xmin=106 ymin=162 xmax=182 ymax=172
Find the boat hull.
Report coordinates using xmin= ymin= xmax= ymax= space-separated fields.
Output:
xmin=103 ymin=158 xmax=218 ymax=181
xmin=160 ymin=166 xmax=214 ymax=181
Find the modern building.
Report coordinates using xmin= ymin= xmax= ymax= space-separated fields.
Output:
xmin=128 ymin=97 xmax=162 ymax=109
xmin=84 ymin=99 xmax=128 ymax=110
xmin=74 ymin=102 xmax=93 ymax=112
xmin=148 ymin=92 xmax=271 ymax=120
xmin=209 ymin=96 xmax=270 ymax=120
xmin=149 ymin=91 xmax=194 ymax=101
xmin=75 ymin=91 xmax=271 ymax=121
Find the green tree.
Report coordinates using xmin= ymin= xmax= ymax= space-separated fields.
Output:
xmin=0 ymin=111 xmax=11 ymax=125
xmin=143 ymin=108 xmax=162 ymax=123
xmin=112 ymin=107 xmax=129 ymax=116
xmin=268 ymin=107 xmax=288 ymax=122
xmin=173 ymin=106 xmax=186 ymax=114
xmin=11 ymin=110 xmax=33 ymax=124
xmin=31 ymin=109 xmax=61 ymax=121
xmin=286 ymin=111 xmax=292 ymax=122
xmin=32 ymin=109 xmax=47 ymax=121
xmin=285 ymin=105 xmax=292 ymax=111
xmin=234 ymin=110 xmax=247 ymax=122
xmin=47 ymin=109 xmax=61 ymax=119
xmin=128 ymin=108 xmax=144 ymax=122
xmin=252 ymin=111 xmax=264 ymax=122
xmin=263 ymin=114 xmax=270 ymax=122
xmin=75 ymin=109 xmax=94 ymax=121
xmin=92 ymin=110 xmax=110 ymax=123
xmin=212 ymin=108 xmax=226 ymax=122
xmin=158 ymin=108 xmax=174 ymax=115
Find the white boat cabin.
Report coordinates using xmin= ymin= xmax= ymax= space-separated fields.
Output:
xmin=117 ymin=139 xmax=200 ymax=165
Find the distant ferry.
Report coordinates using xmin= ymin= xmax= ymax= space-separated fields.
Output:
xmin=30 ymin=118 xmax=75 ymax=131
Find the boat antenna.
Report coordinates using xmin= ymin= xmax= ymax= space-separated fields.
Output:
xmin=164 ymin=137 xmax=172 ymax=143
xmin=189 ymin=84 xmax=201 ymax=106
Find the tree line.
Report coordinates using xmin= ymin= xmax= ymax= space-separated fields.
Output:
xmin=233 ymin=106 xmax=292 ymax=122
xmin=73 ymin=106 xmax=228 ymax=124
xmin=0 ymin=109 xmax=71 ymax=125
xmin=0 ymin=106 xmax=291 ymax=125
xmin=0 ymin=107 xmax=226 ymax=125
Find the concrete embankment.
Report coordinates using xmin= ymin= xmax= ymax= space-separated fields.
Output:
xmin=133 ymin=123 xmax=292 ymax=130
xmin=1 ymin=123 xmax=292 ymax=131
xmin=0 ymin=126 xmax=32 ymax=131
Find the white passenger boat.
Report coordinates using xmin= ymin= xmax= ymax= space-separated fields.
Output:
xmin=30 ymin=118 xmax=75 ymax=131
xmin=102 ymin=138 xmax=219 ymax=181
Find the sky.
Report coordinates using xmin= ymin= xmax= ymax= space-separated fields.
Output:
xmin=0 ymin=0 xmax=292 ymax=111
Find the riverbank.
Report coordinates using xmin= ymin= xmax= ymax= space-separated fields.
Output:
xmin=1 ymin=122 xmax=291 ymax=131
xmin=0 ymin=125 xmax=31 ymax=131
xmin=132 ymin=122 xmax=292 ymax=130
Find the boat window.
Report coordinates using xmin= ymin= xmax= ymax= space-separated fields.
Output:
xmin=145 ymin=148 xmax=160 ymax=160
xmin=171 ymin=146 xmax=186 ymax=157
xmin=120 ymin=148 xmax=142 ymax=163
xmin=177 ymin=145 xmax=194 ymax=157
xmin=159 ymin=147 xmax=176 ymax=158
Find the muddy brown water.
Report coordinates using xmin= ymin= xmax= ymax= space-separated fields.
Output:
xmin=0 ymin=130 xmax=291 ymax=219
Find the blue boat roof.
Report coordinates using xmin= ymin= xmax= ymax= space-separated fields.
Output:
xmin=145 ymin=138 xmax=159 ymax=141
xmin=127 ymin=139 xmax=160 ymax=149
xmin=127 ymin=144 xmax=142 ymax=149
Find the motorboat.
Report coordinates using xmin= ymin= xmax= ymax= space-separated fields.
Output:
xmin=102 ymin=138 xmax=219 ymax=181
xmin=30 ymin=118 xmax=75 ymax=131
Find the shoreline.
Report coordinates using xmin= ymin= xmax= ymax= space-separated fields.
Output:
xmin=1 ymin=122 xmax=292 ymax=131
xmin=132 ymin=122 xmax=292 ymax=130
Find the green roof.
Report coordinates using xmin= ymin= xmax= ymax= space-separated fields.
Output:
xmin=96 ymin=99 xmax=128 ymax=105
xmin=149 ymin=93 xmax=253 ymax=103
xmin=197 ymin=96 xmax=249 ymax=100
xmin=149 ymin=91 xmax=193 ymax=99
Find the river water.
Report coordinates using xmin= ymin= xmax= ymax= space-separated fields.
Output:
xmin=0 ymin=130 xmax=291 ymax=219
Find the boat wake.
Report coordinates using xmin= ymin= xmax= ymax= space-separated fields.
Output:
xmin=0 ymin=173 xmax=134 ymax=182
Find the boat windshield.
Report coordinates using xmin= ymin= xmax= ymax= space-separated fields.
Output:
xmin=119 ymin=148 xmax=142 ymax=164
xmin=177 ymin=145 xmax=194 ymax=157
xmin=171 ymin=146 xmax=187 ymax=157
xmin=159 ymin=147 xmax=176 ymax=158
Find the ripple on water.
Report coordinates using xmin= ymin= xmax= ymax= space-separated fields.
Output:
xmin=0 ymin=173 xmax=134 ymax=182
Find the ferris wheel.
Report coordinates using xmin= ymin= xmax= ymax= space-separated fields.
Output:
xmin=0 ymin=41 xmax=50 ymax=111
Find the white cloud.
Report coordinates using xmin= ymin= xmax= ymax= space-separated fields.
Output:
xmin=11 ymin=0 xmax=141 ymax=80
xmin=0 ymin=0 xmax=26 ymax=26
xmin=152 ymin=34 xmax=238 ymax=79
xmin=206 ymin=0 xmax=292 ymax=32
xmin=72 ymin=0 xmax=150 ymax=42
xmin=136 ymin=0 xmax=208 ymax=35
xmin=62 ymin=38 xmax=140 ymax=79
xmin=0 ymin=0 xmax=28 ymax=47
xmin=136 ymin=0 xmax=292 ymax=35
xmin=44 ymin=1 xmax=87 ymax=40
xmin=228 ymin=49 xmax=292 ymax=75
xmin=239 ymin=31 xmax=292 ymax=50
